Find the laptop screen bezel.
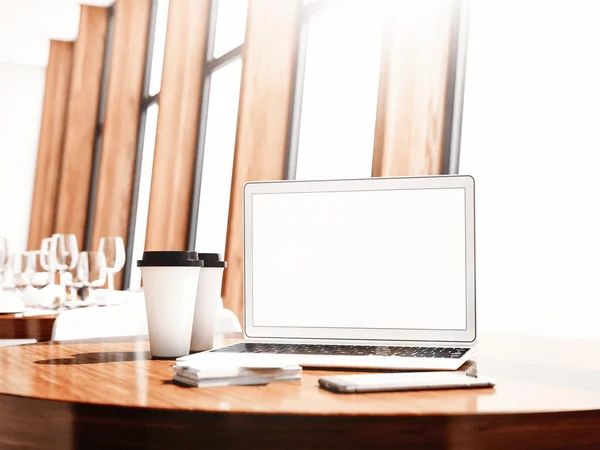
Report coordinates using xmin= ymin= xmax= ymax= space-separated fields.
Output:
xmin=242 ymin=175 xmax=476 ymax=344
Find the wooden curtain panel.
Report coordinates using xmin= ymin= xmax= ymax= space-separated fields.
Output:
xmin=54 ymin=6 xmax=109 ymax=245
xmin=145 ymin=0 xmax=211 ymax=251
xmin=90 ymin=0 xmax=152 ymax=280
xmin=27 ymin=40 xmax=74 ymax=250
xmin=222 ymin=0 xmax=301 ymax=320
xmin=371 ymin=0 xmax=460 ymax=177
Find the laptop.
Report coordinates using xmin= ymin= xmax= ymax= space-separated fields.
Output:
xmin=183 ymin=175 xmax=476 ymax=371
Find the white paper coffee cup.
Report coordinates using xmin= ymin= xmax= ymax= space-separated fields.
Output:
xmin=138 ymin=251 xmax=203 ymax=359
xmin=190 ymin=253 xmax=227 ymax=353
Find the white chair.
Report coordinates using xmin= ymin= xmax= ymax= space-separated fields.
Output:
xmin=217 ymin=308 xmax=242 ymax=333
xmin=51 ymin=304 xmax=148 ymax=341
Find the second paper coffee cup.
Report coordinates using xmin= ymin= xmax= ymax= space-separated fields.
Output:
xmin=138 ymin=251 xmax=203 ymax=359
xmin=190 ymin=253 xmax=227 ymax=353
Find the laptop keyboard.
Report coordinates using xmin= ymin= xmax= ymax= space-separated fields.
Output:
xmin=211 ymin=343 xmax=469 ymax=359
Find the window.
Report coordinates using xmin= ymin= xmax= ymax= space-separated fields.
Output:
xmin=194 ymin=59 xmax=243 ymax=255
xmin=188 ymin=1 xmax=247 ymax=252
xmin=212 ymin=0 xmax=248 ymax=59
xmin=285 ymin=1 xmax=466 ymax=182
xmin=128 ymin=103 xmax=158 ymax=290
xmin=123 ymin=0 xmax=169 ymax=289
xmin=148 ymin=0 xmax=170 ymax=96
xmin=292 ymin=2 xmax=383 ymax=180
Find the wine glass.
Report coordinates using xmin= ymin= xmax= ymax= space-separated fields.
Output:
xmin=51 ymin=234 xmax=79 ymax=271
xmin=98 ymin=237 xmax=125 ymax=291
xmin=40 ymin=237 xmax=54 ymax=276
xmin=0 ymin=237 xmax=8 ymax=290
xmin=50 ymin=234 xmax=79 ymax=306
xmin=24 ymin=251 xmax=52 ymax=308
xmin=11 ymin=252 xmax=31 ymax=291
xmin=40 ymin=236 xmax=61 ymax=287
xmin=75 ymin=251 xmax=107 ymax=303
xmin=26 ymin=251 xmax=50 ymax=289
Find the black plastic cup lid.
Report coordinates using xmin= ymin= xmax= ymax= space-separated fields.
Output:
xmin=197 ymin=253 xmax=227 ymax=268
xmin=137 ymin=251 xmax=204 ymax=267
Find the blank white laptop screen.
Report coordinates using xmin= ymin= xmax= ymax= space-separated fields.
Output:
xmin=250 ymin=187 xmax=467 ymax=331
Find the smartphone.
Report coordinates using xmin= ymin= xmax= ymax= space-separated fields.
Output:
xmin=318 ymin=371 xmax=495 ymax=394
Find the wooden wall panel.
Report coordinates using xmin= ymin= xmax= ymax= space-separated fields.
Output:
xmin=27 ymin=40 xmax=74 ymax=250
xmin=222 ymin=0 xmax=301 ymax=320
xmin=371 ymin=0 xmax=459 ymax=177
xmin=145 ymin=0 xmax=211 ymax=251
xmin=90 ymin=0 xmax=152 ymax=270
xmin=54 ymin=6 xmax=109 ymax=245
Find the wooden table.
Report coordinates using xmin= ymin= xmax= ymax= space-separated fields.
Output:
xmin=0 ymin=313 xmax=56 ymax=341
xmin=0 ymin=335 xmax=599 ymax=449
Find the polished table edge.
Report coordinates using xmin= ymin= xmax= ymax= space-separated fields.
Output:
xmin=0 ymin=313 xmax=56 ymax=341
xmin=2 ymin=390 xmax=600 ymax=418
xmin=1 ymin=395 xmax=600 ymax=449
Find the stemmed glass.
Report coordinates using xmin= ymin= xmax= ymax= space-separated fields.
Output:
xmin=23 ymin=251 xmax=52 ymax=308
xmin=0 ymin=237 xmax=8 ymax=290
xmin=11 ymin=252 xmax=31 ymax=291
xmin=98 ymin=237 xmax=125 ymax=291
xmin=50 ymin=234 xmax=79 ymax=306
xmin=40 ymin=237 xmax=54 ymax=282
xmin=26 ymin=251 xmax=50 ymax=289
xmin=74 ymin=251 xmax=107 ymax=303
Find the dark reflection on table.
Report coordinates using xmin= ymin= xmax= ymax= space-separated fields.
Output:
xmin=34 ymin=350 xmax=152 ymax=365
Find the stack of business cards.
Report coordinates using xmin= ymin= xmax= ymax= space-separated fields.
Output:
xmin=173 ymin=353 xmax=302 ymax=387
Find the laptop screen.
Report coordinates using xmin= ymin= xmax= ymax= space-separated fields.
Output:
xmin=249 ymin=186 xmax=467 ymax=332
